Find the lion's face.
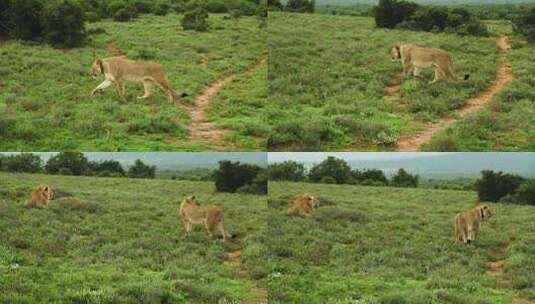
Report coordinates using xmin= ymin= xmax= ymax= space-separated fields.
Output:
xmin=89 ymin=59 xmax=103 ymax=78
xmin=186 ymin=195 xmax=200 ymax=206
xmin=478 ymin=205 xmax=492 ymax=219
xmin=306 ymin=195 xmax=320 ymax=208
xmin=391 ymin=46 xmax=400 ymax=62
xmin=40 ymin=185 xmax=54 ymax=201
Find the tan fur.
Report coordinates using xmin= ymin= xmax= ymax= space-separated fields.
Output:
xmin=89 ymin=56 xmax=186 ymax=102
xmin=288 ymin=194 xmax=320 ymax=217
xmin=25 ymin=185 xmax=55 ymax=208
xmin=454 ymin=204 xmax=492 ymax=244
xmin=391 ymin=44 xmax=467 ymax=84
xmin=179 ymin=195 xmax=232 ymax=241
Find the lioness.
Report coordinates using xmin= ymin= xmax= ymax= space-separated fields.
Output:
xmin=391 ymin=44 xmax=469 ymax=84
xmin=288 ymin=194 xmax=320 ymax=217
xmin=454 ymin=204 xmax=492 ymax=244
xmin=179 ymin=195 xmax=233 ymax=241
xmin=89 ymin=56 xmax=188 ymax=102
xmin=25 ymin=185 xmax=55 ymax=208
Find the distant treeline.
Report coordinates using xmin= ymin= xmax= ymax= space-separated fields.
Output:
xmin=268 ymin=0 xmax=315 ymax=13
xmin=269 ymin=156 xmax=419 ymax=188
xmin=374 ymin=0 xmax=490 ymax=36
xmin=0 ymin=153 xmax=267 ymax=195
xmin=0 ymin=152 xmax=156 ymax=179
xmin=269 ymin=157 xmax=535 ymax=205
xmin=0 ymin=0 xmax=265 ymax=47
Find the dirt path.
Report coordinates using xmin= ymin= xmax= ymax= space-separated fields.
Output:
xmin=395 ymin=36 xmax=513 ymax=151
xmin=223 ymin=248 xmax=268 ymax=304
xmin=185 ymin=56 xmax=267 ymax=150
xmin=487 ymin=245 xmax=535 ymax=304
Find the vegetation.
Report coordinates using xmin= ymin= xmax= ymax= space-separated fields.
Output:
xmin=374 ymin=0 xmax=489 ymax=37
xmin=181 ymin=7 xmax=210 ymax=31
xmin=423 ymin=22 xmax=535 ymax=151
xmin=268 ymin=12 xmax=497 ymax=150
xmin=0 ymin=172 xmax=267 ymax=303
xmin=0 ymin=13 xmax=266 ymax=151
xmin=267 ymin=181 xmax=535 ymax=303
xmin=214 ymin=160 xmax=267 ymax=194
xmin=476 ymin=170 xmax=535 ymax=205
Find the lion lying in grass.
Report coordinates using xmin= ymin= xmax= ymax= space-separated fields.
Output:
xmin=288 ymin=194 xmax=320 ymax=217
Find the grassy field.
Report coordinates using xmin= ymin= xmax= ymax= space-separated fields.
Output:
xmin=268 ymin=12 xmax=499 ymax=151
xmin=267 ymin=181 xmax=535 ymax=303
xmin=0 ymin=172 xmax=267 ymax=303
xmin=423 ymin=24 xmax=535 ymax=151
xmin=0 ymin=14 xmax=266 ymax=151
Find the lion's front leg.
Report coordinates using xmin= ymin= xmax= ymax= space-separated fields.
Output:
xmin=91 ymin=79 xmax=113 ymax=96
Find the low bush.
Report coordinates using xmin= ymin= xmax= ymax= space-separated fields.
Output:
xmin=182 ymin=7 xmax=210 ymax=32
xmin=42 ymin=0 xmax=86 ymax=47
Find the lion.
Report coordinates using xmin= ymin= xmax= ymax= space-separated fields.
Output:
xmin=179 ymin=195 xmax=233 ymax=241
xmin=391 ymin=44 xmax=469 ymax=84
xmin=89 ymin=56 xmax=188 ymax=102
xmin=287 ymin=194 xmax=320 ymax=217
xmin=25 ymin=185 xmax=55 ymax=208
xmin=454 ymin=203 xmax=492 ymax=244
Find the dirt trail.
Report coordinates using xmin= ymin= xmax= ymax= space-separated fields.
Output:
xmin=395 ymin=36 xmax=513 ymax=151
xmin=223 ymin=248 xmax=268 ymax=304
xmin=186 ymin=56 xmax=267 ymax=150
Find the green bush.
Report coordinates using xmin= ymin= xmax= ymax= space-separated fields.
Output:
xmin=152 ymin=0 xmax=170 ymax=16
xmin=285 ymin=0 xmax=314 ymax=13
xmin=391 ymin=168 xmax=419 ymax=188
xmin=58 ymin=167 xmax=73 ymax=175
xmin=214 ymin=160 xmax=266 ymax=194
xmin=513 ymin=7 xmax=535 ymax=42
xmin=42 ymin=0 xmax=86 ymax=47
xmin=127 ymin=159 xmax=156 ymax=179
xmin=0 ymin=0 xmax=9 ymax=36
xmin=45 ymin=152 xmax=89 ymax=176
xmin=4 ymin=0 xmax=44 ymax=40
xmin=268 ymin=161 xmax=306 ymax=182
xmin=85 ymin=11 xmax=100 ymax=22
xmin=182 ymin=7 xmax=209 ymax=32
xmin=114 ymin=8 xmax=134 ymax=21
xmin=476 ymin=170 xmax=525 ymax=202
xmin=309 ymin=156 xmax=352 ymax=184
xmin=132 ymin=0 xmax=153 ymax=14
xmin=500 ymin=180 xmax=535 ymax=205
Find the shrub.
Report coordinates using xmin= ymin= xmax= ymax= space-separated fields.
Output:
xmin=85 ymin=11 xmax=100 ymax=22
xmin=127 ymin=159 xmax=155 ymax=179
xmin=114 ymin=8 xmax=134 ymax=22
xmin=238 ymin=171 xmax=267 ymax=195
xmin=308 ymin=156 xmax=352 ymax=184
xmin=132 ymin=0 xmax=153 ymax=14
xmin=4 ymin=0 xmax=44 ymax=40
xmin=374 ymin=0 xmax=419 ymax=29
xmin=475 ymin=170 xmax=525 ymax=202
xmin=42 ymin=0 xmax=86 ymax=47
xmin=499 ymin=180 xmax=535 ymax=205
xmin=513 ymin=7 xmax=535 ymax=42
xmin=0 ymin=153 xmax=42 ymax=173
xmin=457 ymin=20 xmax=489 ymax=37
xmin=45 ymin=152 xmax=89 ymax=176
xmin=285 ymin=0 xmax=314 ymax=13
xmin=58 ymin=167 xmax=73 ymax=175
xmin=108 ymin=0 xmax=136 ymax=17
xmin=214 ymin=160 xmax=265 ymax=194
xmin=268 ymin=161 xmax=306 ymax=182
xmin=391 ymin=168 xmax=419 ymax=188
xmin=152 ymin=1 xmax=170 ymax=16
xmin=0 ymin=0 xmax=9 ymax=36
xmin=182 ymin=7 xmax=209 ymax=32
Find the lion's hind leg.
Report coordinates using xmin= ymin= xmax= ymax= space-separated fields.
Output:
xmin=138 ymin=80 xmax=154 ymax=100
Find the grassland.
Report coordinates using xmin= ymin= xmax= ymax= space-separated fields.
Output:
xmin=0 ymin=14 xmax=266 ymax=151
xmin=268 ymin=12 xmax=499 ymax=151
xmin=423 ymin=22 xmax=535 ymax=151
xmin=0 ymin=172 xmax=267 ymax=303
xmin=267 ymin=181 xmax=535 ymax=303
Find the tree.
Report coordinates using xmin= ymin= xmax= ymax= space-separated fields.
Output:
xmin=308 ymin=156 xmax=352 ymax=184
xmin=513 ymin=7 xmax=535 ymax=42
xmin=268 ymin=0 xmax=283 ymax=11
xmin=0 ymin=153 xmax=42 ymax=173
xmin=127 ymin=159 xmax=156 ymax=179
xmin=475 ymin=170 xmax=524 ymax=202
xmin=89 ymin=160 xmax=125 ymax=176
xmin=214 ymin=161 xmax=263 ymax=193
xmin=45 ymin=152 xmax=89 ymax=176
xmin=353 ymin=168 xmax=388 ymax=185
xmin=181 ymin=7 xmax=209 ymax=32
xmin=374 ymin=0 xmax=418 ymax=29
xmin=391 ymin=168 xmax=419 ymax=188
xmin=286 ymin=0 xmax=314 ymax=13
xmin=4 ymin=0 xmax=44 ymax=40
xmin=42 ymin=0 xmax=86 ymax=47
xmin=268 ymin=161 xmax=306 ymax=182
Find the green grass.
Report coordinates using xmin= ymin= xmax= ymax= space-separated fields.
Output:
xmin=0 ymin=172 xmax=267 ymax=303
xmin=267 ymin=181 xmax=535 ymax=303
xmin=0 ymin=14 xmax=266 ymax=151
xmin=423 ymin=30 xmax=535 ymax=151
xmin=268 ymin=13 xmax=498 ymax=151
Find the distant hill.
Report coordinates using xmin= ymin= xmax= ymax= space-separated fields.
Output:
xmin=317 ymin=0 xmax=535 ymax=5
